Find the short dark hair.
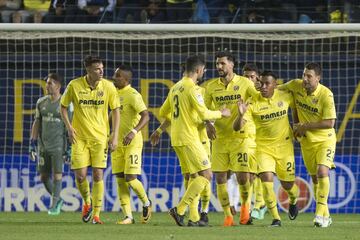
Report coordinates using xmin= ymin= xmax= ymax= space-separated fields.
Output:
xmin=83 ymin=55 xmax=102 ymax=68
xmin=242 ymin=63 xmax=259 ymax=74
xmin=117 ymin=64 xmax=132 ymax=73
xmin=47 ymin=73 xmax=64 ymax=86
xmin=260 ymin=70 xmax=277 ymax=80
xmin=305 ymin=62 xmax=322 ymax=76
xmin=185 ymin=55 xmax=205 ymax=73
xmin=215 ymin=51 xmax=236 ymax=64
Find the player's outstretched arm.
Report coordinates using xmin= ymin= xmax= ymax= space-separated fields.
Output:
xmin=294 ymin=119 xmax=335 ymax=138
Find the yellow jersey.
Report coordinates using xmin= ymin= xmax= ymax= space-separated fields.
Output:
xmin=61 ymin=76 xmax=120 ymax=142
xmin=248 ymin=89 xmax=294 ymax=145
xmin=280 ymin=79 xmax=337 ymax=142
xmin=159 ymin=77 xmax=222 ymax=146
xmin=117 ymin=85 xmax=147 ymax=147
xmin=204 ymin=74 xmax=258 ymax=139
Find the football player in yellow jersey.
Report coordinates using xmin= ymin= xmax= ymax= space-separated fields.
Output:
xmin=233 ymin=71 xmax=299 ymax=227
xmin=159 ymin=55 xmax=230 ymax=226
xmin=150 ymin=89 xmax=212 ymax=227
xmin=242 ymin=63 xmax=267 ymax=220
xmin=60 ymin=55 xmax=120 ymax=224
xmin=278 ymin=63 xmax=336 ymax=228
xmin=204 ymin=51 xmax=258 ymax=226
xmin=110 ymin=65 xmax=152 ymax=225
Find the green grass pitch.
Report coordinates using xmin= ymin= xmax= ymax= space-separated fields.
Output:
xmin=0 ymin=212 xmax=358 ymax=240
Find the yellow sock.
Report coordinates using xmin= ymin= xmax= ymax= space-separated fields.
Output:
xmin=128 ymin=179 xmax=150 ymax=205
xmin=116 ymin=177 xmax=132 ymax=218
xmin=254 ymin=177 xmax=265 ymax=209
xmin=313 ymin=182 xmax=318 ymax=202
xmin=315 ymin=177 xmax=330 ymax=217
xmin=200 ymin=180 xmax=211 ymax=213
xmin=285 ymin=184 xmax=299 ymax=205
xmin=217 ymin=183 xmax=232 ymax=217
xmin=76 ymin=179 xmax=91 ymax=205
xmin=262 ymin=182 xmax=280 ymax=220
xmin=92 ymin=180 xmax=104 ymax=218
xmin=188 ymin=178 xmax=200 ymax=222
xmin=239 ymin=180 xmax=251 ymax=209
xmin=177 ymin=176 xmax=208 ymax=215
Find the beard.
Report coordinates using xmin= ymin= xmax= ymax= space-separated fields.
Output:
xmin=218 ymin=70 xmax=227 ymax=78
xmin=197 ymin=76 xmax=204 ymax=85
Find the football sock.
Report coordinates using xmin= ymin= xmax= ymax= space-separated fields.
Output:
xmin=76 ymin=178 xmax=91 ymax=205
xmin=200 ymin=180 xmax=211 ymax=213
xmin=313 ymin=182 xmax=318 ymax=202
xmin=239 ymin=180 xmax=251 ymax=209
xmin=92 ymin=180 xmax=104 ymax=218
xmin=116 ymin=177 xmax=132 ymax=218
xmin=217 ymin=183 xmax=232 ymax=217
xmin=128 ymin=178 xmax=150 ymax=207
xmin=262 ymin=182 xmax=281 ymax=220
xmin=316 ymin=177 xmax=330 ymax=217
xmin=177 ymin=176 xmax=208 ymax=215
xmin=43 ymin=178 xmax=53 ymax=195
xmin=285 ymin=183 xmax=299 ymax=205
xmin=188 ymin=178 xmax=200 ymax=222
xmin=52 ymin=179 xmax=62 ymax=207
xmin=254 ymin=177 xmax=265 ymax=209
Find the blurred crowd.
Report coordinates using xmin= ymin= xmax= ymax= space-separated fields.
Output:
xmin=0 ymin=0 xmax=359 ymax=24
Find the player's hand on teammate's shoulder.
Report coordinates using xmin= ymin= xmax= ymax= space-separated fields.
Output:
xmin=29 ymin=139 xmax=38 ymax=162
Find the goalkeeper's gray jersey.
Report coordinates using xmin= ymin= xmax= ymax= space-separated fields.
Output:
xmin=35 ymin=95 xmax=66 ymax=152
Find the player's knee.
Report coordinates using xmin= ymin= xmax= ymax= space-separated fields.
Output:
xmin=40 ymin=174 xmax=49 ymax=183
xmin=280 ymin=181 xmax=294 ymax=190
xmin=125 ymin=174 xmax=137 ymax=182
xmin=199 ymin=169 xmax=212 ymax=181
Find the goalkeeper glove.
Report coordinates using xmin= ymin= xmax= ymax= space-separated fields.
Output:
xmin=29 ymin=139 xmax=38 ymax=161
xmin=63 ymin=146 xmax=71 ymax=164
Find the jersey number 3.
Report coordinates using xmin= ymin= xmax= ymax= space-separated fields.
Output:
xmin=173 ymin=95 xmax=180 ymax=118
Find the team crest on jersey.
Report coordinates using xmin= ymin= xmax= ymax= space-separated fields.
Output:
xmin=233 ymin=85 xmax=239 ymax=91
xmin=202 ymin=160 xmax=209 ymax=166
xmin=312 ymin=98 xmax=319 ymax=104
xmin=277 ymin=101 xmax=283 ymax=107
xmin=97 ymin=91 xmax=104 ymax=97
xmin=120 ymin=97 xmax=124 ymax=102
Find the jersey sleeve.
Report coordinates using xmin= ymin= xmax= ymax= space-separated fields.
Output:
xmin=189 ymin=86 xmax=222 ymax=121
xmin=34 ymin=99 xmax=41 ymax=120
xmin=132 ymin=92 xmax=147 ymax=114
xmin=245 ymin=82 xmax=258 ymax=100
xmin=159 ymin=94 xmax=171 ymax=120
xmin=61 ymin=82 xmax=74 ymax=107
xmin=203 ymin=85 xmax=213 ymax=109
xmin=108 ymin=84 xmax=120 ymax=110
xmin=322 ymin=92 xmax=337 ymax=120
